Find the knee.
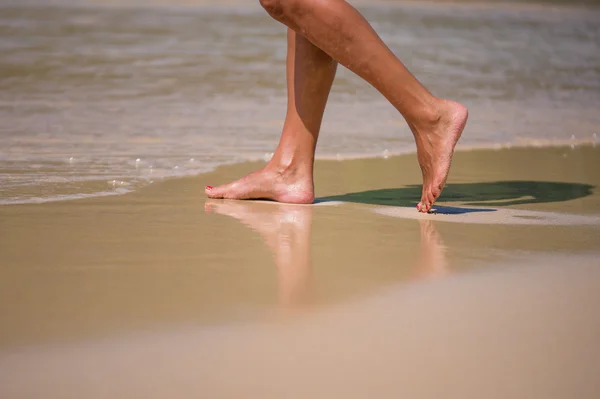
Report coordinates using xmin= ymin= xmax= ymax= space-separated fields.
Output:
xmin=259 ymin=0 xmax=306 ymax=21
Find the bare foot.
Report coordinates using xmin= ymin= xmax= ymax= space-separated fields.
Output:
xmin=413 ymin=100 xmax=468 ymax=213
xmin=205 ymin=163 xmax=315 ymax=204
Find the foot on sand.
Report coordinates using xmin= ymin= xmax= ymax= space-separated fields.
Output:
xmin=206 ymin=100 xmax=466 ymax=210
xmin=414 ymin=100 xmax=468 ymax=213
xmin=205 ymin=163 xmax=314 ymax=204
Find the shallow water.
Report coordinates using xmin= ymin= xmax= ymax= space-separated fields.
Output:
xmin=1 ymin=0 xmax=599 ymax=203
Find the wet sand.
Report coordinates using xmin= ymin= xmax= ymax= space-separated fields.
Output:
xmin=1 ymin=146 xmax=600 ymax=397
xmin=2 ymin=254 xmax=599 ymax=399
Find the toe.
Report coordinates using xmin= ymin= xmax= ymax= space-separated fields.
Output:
xmin=205 ymin=185 xmax=225 ymax=199
xmin=419 ymin=187 xmax=434 ymax=213
xmin=426 ymin=192 xmax=435 ymax=212
xmin=419 ymin=189 xmax=435 ymax=213
xmin=418 ymin=193 xmax=427 ymax=212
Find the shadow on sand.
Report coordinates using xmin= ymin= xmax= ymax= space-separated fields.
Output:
xmin=319 ymin=181 xmax=594 ymax=213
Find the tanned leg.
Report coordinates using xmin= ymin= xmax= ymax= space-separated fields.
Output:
xmin=206 ymin=29 xmax=337 ymax=204
xmin=259 ymin=0 xmax=468 ymax=212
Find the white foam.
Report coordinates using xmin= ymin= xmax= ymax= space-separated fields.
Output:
xmin=1 ymin=141 xmax=597 ymax=206
xmin=0 ymin=188 xmax=132 ymax=206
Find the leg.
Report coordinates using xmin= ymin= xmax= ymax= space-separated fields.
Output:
xmin=205 ymin=29 xmax=338 ymax=203
xmin=260 ymin=0 xmax=469 ymax=212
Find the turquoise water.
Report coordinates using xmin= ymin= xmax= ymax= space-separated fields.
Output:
xmin=1 ymin=0 xmax=599 ymax=203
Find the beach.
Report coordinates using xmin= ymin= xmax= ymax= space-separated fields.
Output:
xmin=2 ymin=0 xmax=600 ymax=204
xmin=2 ymin=0 xmax=600 ymax=397
xmin=1 ymin=145 xmax=600 ymax=397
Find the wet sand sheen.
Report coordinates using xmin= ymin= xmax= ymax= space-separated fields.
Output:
xmin=0 ymin=146 xmax=599 ymax=397
xmin=1 ymin=145 xmax=599 ymax=344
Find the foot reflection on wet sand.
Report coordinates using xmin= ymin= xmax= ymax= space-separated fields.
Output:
xmin=2 ymin=201 xmax=599 ymax=398
xmin=205 ymin=200 xmax=314 ymax=312
xmin=413 ymin=219 xmax=449 ymax=279
xmin=205 ymin=200 xmax=451 ymax=312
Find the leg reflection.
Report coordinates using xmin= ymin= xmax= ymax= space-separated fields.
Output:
xmin=205 ymin=201 xmax=449 ymax=313
xmin=205 ymin=200 xmax=314 ymax=311
xmin=412 ymin=219 xmax=449 ymax=279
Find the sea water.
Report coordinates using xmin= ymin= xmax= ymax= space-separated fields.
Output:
xmin=1 ymin=0 xmax=599 ymax=204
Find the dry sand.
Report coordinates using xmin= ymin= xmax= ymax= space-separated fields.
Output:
xmin=1 ymin=145 xmax=599 ymax=398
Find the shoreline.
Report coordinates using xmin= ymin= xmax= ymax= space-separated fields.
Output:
xmin=1 ymin=145 xmax=599 ymax=349
xmin=2 ymin=141 xmax=598 ymax=206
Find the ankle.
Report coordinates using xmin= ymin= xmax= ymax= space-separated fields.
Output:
xmin=422 ymin=97 xmax=445 ymax=123
xmin=407 ymin=98 xmax=445 ymax=134
xmin=267 ymin=154 xmax=313 ymax=177
xmin=269 ymin=145 xmax=314 ymax=172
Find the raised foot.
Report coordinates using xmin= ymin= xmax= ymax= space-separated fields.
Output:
xmin=415 ymin=100 xmax=469 ymax=213
xmin=205 ymin=165 xmax=315 ymax=204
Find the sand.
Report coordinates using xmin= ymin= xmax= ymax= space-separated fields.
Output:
xmin=2 ymin=254 xmax=599 ymax=399
xmin=1 ymin=145 xmax=599 ymax=398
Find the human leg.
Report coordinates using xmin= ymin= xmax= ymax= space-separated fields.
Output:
xmin=206 ymin=29 xmax=337 ymax=203
xmin=260 ymin=0 xmax=468 ymax=212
